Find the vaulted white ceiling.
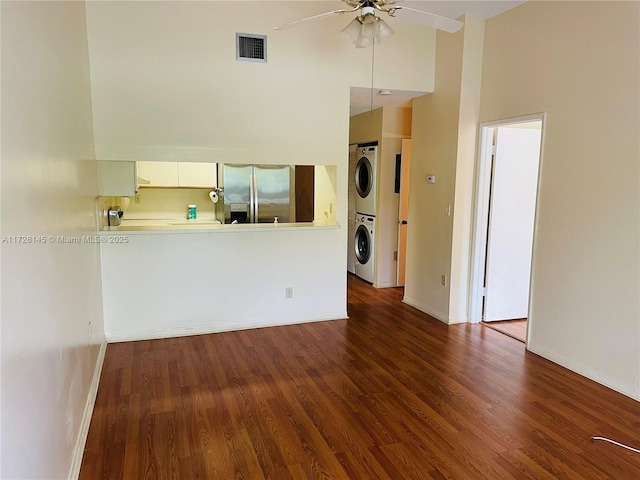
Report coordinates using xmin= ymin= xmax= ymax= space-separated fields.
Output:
xmin=348 ymin=0 xmax=527 ymax=115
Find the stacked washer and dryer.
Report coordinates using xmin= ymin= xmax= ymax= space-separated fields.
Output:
xmin=353 ymin=145 xmax=377 ymax=283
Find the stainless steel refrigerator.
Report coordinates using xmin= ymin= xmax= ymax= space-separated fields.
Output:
xmin=222 ymin=164 xmax=291 ymax=223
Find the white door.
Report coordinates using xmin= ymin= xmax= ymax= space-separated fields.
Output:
xmin=484 ymin=126 xmax=542 ymax=321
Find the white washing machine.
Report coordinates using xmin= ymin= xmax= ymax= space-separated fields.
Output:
xmin=354 ymin=145 xmax=378 ymax=216
xmin=354 ymin=214 xmax=376 ymax=283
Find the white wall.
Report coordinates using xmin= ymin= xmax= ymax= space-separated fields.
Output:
xmin=404 ymin=16 xmax=484 ymax=323
xmin=84 ymin=1 xmax=437 ymax=326
xmin=480 ymin=1 xmax=640 ymax=398
xmin=448 ymin=15 xmax=485 ymax=323
xmin=84 ymin=1 xmax=436 ymax=165
xmin=101 ymin=228 xmax=345 ymax=341
xmin=1 ymin=2 xmax=105 ymax=478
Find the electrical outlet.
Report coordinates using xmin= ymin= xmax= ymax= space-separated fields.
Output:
xmin=285 ymin=287 xmax=293 ymax=299
xmin=441 ymin=275 xmax=447 ymax=287
xmin=134 ymin=194 xmax=141 ymax=204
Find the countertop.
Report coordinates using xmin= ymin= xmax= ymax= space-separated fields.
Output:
xmin=100 ymin=219 xmax=339 ymax=234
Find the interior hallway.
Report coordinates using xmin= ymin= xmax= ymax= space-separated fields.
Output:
xmin=79 ymin=275 xmax=640 ymax=479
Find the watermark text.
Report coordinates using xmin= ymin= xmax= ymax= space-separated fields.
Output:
xmin=2 ymin=235 xmax=129 ymax=245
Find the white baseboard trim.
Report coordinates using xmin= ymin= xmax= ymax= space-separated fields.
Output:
xmin=448 ymin=313 xmax=468 ymax=325
xmin=527 ymin=342 xmax=639 ymax=401
xmin=402 ymin=296 xmax=448 ymax=324
xmin=374 ymin=281 xmax=398 ymax=289
xmin=68 ymin=341 xmax=107 ymax=480
xmin=105 ymin=312 xmax=348 ymax=343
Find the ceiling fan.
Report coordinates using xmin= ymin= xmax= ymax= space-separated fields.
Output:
xmin=274 ymin=0 xmax=464 ymax=48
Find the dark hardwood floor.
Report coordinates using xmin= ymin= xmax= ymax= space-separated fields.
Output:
xmin=482 ymin=319 xmax=527 ymax=343
xmin=80 ymin=274 xmax=640 ymax=479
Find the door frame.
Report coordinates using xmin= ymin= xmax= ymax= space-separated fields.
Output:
xmin=469 ymin=113 xmax=546 ymax=338
xmin=396 ymin=138 xmax=411 ymax=286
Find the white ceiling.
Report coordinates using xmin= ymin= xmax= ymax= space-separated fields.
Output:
xmin=399 ymin=1 xmax=526 ymax=21
xmin=349 ymin=0 xmax=527 ymax=115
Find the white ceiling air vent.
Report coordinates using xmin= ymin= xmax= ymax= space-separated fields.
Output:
xmin=236 ymin=33 xmax=267 ymax=63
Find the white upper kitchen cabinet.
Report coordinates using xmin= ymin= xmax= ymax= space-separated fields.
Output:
xmin=137 ymin=161 xmax=178 ymax=186
xmin=97 ymin=160 xmax=138 ymax=196
xmin=178 ymin=162 xmax=217 ymax=188
xmin=137 ymin=161 xmax=217 ymax=188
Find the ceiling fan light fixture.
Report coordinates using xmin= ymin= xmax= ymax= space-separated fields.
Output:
xmin=342 ymin=13 xmax=395 ymax=48
xmin=356 ymin=34 xmax=375 ymax=49
xmin=341 ymin=17 xmax=363 ymax=44
xmin=360 ymin=18 xmax=378 ymax=39
xmin=376 ymin=18 xmax=395 ymax=41
xmin=362 ymin=12 xmax=377 ymax=25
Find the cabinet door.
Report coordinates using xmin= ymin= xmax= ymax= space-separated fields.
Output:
xmin=98 ymin=160 xmax=137 ymax=196
xmin=178 ymin=162 xmax=217 ymax=187
xmin=137 ymin=161 xmax=179 ymax=186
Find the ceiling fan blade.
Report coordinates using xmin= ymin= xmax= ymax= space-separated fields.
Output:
xmin=391 ymin=6 xmax=463 ymax=33
xmin=274 ymin=9 xmax=351 ymax=30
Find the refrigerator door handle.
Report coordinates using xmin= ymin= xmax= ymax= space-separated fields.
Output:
xmin=249 ymin=174 xmax=255 ymax=223
xmin=253 ymin=174 xmax=259 ymax=223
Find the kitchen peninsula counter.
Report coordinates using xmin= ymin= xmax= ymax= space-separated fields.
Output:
xmin=99 ymin=220 xmax=346 ymax=343
xmin=100 ymin=221 xmax=339 ymax=234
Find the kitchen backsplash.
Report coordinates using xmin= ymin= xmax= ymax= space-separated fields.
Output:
xmin=98 ymin=188 xmax=220 ymax=224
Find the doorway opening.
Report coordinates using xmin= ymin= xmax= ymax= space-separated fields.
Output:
xmin=469 ymin=114 xmax=545 ymax=344
xmin=396 ymin=138 xmax=411 ymax=287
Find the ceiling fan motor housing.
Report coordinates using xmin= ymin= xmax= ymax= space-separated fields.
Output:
xmin=361 ymin=6 xmax=376 ymax=17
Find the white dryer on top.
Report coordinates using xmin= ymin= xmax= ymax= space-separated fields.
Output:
xmin=354 ymin=145 xmax=378 ymax=216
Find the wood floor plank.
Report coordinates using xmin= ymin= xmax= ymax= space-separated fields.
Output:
xmin=122 ymin=392 xmax=141 ymax=479
xmin=256 ymin=349 xmax=354 ymax=479
xmin=378 ymin=442 xmax=436 ymax=480
xmin=333 ymin=449 xmax=394 ymax=480
xmin=244 ymin=379 xmax=295 ymax=479
xmin=80 ymin=274 xmax=640 ymax=479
